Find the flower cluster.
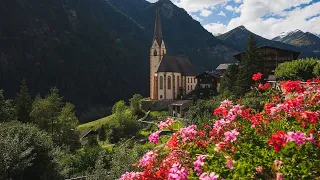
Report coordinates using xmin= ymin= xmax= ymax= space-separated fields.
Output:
xmin=224 ymin=129 xmax=239 ymax=142
xmin=121 ymin=75 xmax=320 ymax=180
xmin=199 ymin=172 xmax=219 ymax=180
xmin=138 ymin=150 xmax=158 ymax=167
xmin=193 ymin=155 xmax=206 ymax=174
xmin=149 ymin=130 xmax=160 ymax=144
xmin=252 ymin=72 xmax=263 ymax=81
xmin=159 ymin=118 xmax=174 ymax=130
xmin=168 ymin=163 xmax=189 ymax=180
xmin=120 ymin=172 xmax=144 ymax=180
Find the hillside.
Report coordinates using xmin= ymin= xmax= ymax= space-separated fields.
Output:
xmin=217 ymin=26 xmax=320 ymax=58
xmin=0 ymin=0 xmax=237 ymax=119
xmin=272 ymin=30 xmax=320 ymax=53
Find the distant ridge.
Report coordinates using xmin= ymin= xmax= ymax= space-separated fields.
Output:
xmin=217 ymin=26 xmax=320 ymax=58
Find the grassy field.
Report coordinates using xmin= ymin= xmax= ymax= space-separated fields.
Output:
xmin=77 ymin=114 xmax=115 ymax=130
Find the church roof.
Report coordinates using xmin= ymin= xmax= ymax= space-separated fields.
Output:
xmin=157 ymin=55 xmax=197 ymax=76
xmin=153 ymin=7 xmax=163 ymax=45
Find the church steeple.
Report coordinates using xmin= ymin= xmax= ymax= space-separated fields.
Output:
xmin=153 ymin=7 xmax=163 ymax=46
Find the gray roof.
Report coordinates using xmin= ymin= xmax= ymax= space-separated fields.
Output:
xmin=216 ymin=63 xmax=234 ymax=70
xmin=171 ymin=100 xmax=192 ymax=106
xmin=157 ymin=55 xmax=197 ymax=76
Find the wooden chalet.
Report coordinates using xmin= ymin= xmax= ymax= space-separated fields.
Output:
xmin=234 ymin=45 xmax=301 ymax=78
xmin=195 ymin=71 xmax=220 ymax=98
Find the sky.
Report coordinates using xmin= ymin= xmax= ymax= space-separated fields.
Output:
xmin=147 ymin=0 xmax=320 ymax=39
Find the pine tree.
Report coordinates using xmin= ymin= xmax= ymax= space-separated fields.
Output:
xmin=15 ymin=79 xmax=32 ymax=123
xmin=220 ymin=64 xmax=239 ymax=95
xmin=236 ymin=33 xmax=263 ymax=96
xmin=98 ymin=124 xmax=107 ymax=142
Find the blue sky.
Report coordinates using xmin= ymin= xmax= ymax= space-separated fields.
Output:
xmin=147 ymin=0 xmax=320 ymax=39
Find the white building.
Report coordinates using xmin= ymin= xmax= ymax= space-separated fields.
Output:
xmin=150 ymin=8 xmax=197 ymax=100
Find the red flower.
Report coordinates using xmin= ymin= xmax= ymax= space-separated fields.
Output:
xmin=264 ymin=103 xmax=274 ymax=114
xmin=213 ymin=107 xmax=229 ymax=117
xmin=273 ymin=96 xmax=281 ymax=102
xmin=259 ymin=83 xmax=271 ymax=91
xmin=241 ymin=108 xmax=253 ymax=120
xmin=252 ymin=72 xmax=263 ymax=81
xmin=251 ymin=114 xmax=265 ymax=127
xmin=268 ymin=131 xmax=287 ymax=152
xmin=300 ymin=111 xmax=320 ymax=124
xmin=281 ymin=81 xmax=305 ymax=94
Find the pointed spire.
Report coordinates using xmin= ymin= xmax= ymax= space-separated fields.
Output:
xmin=154 ymin=6 xmax=163 ymax=45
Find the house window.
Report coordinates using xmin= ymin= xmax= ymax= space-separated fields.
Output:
xmin=160 ymin=95 xmax=163 ymax=99
xmin=188 ymin=85 xmax=189 ymax=90
xmin=188 ymin=78 xmax=189 ymax=83
xmin=168 ymin=76 xmax=171 ymax=89
xmin=191 ymin=85 xmax=193 ymax=90
xmin=154 ymin=50 xmax=157 ymax=56
xmin=160 ymin=76 xmax=163 ymax=89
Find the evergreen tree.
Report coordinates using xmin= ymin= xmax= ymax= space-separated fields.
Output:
xmin=236 ymin=33 xmax=263 ymax=96
xmin=15 ymin=80 xmax=32 ymax=123
xmin=98 ymin=125 xmax=107 ymax=142
xmin=220 ymin=64 xmax=239 ymax=95
xmin=30 ymin=88 xmax=80 ymax=150
xmin=0 ymin=90 xmax=16 ymax=122
xmin=129 ymin=94 xmax=143 ymax=116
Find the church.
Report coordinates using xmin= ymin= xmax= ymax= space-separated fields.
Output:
xmin=150 ymin=8 xmax=197 ymax=101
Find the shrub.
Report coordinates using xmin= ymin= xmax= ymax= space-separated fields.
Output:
xmin=275 ymin=58 xmax=319 ymax=81
xmin=0 ymin=121 xmax=63 ymax=180
xmin=313 ymin=63 xmax=320 ymax=77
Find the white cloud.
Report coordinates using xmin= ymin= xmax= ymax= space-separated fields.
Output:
xmin=147 ymin=0 xmax=319 ymax=38
xmin=200 ymin=9 xmax=213 ymax=17
xmin=171 ymin=0 xmax=228 ymax=12
xmin=225 ymin=5 xmax=241 ymax=13
xmin=190 ymin=14 xmax=203 ymax=21
xmin=218 ymin=11 xmax=226 ymax=17
xmin=204 ymin=0 xmax=319 ymax=39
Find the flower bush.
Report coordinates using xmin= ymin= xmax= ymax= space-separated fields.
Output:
xmin=120 ymin=73 xmax=320 ymax=180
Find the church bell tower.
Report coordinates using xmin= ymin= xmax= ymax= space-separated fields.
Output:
xmin=150 ymin=7 xmax=166 ymax=100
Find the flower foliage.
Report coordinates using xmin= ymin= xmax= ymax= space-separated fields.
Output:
xmin=120 ymin=74 xmax=320 ymax=179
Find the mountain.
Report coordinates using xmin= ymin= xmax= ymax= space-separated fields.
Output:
xmin=272 ymin=30 xmax=320 ymax=53
xmin=217 ymin=26 xmax=320 ymax=58
xmin=0 ymin=0 xmax=237 ymax=121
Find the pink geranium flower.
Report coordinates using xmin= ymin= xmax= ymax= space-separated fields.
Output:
xmin=225 ymin=156 xmax=236 ymax=169
xmin=149 ymin=130 xmax=161 ymax=144
xmin=199 ymin=172 xmax=219 ymax=180
xmin=168 ymin=163 xmax=188 ymax=180
xmin=193 ymin=155 xmax=207 ymax=174
xmin=224 ymin=129 xmax=240 ymax=142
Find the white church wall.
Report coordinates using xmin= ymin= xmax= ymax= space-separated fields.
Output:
xmin=186 ymin=76 xmax=197 ymax=94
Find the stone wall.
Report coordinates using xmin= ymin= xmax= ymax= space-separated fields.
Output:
xmin=141 ymin=99 xmax=174 ymax=111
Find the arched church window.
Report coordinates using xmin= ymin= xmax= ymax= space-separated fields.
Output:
xmin=168 ymin=76 xmax=171 ymax=90
xmin=160 ymin=76 xmax=163 ymax=89
xmin=154 ymin=50 xmax=157 ymax=56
